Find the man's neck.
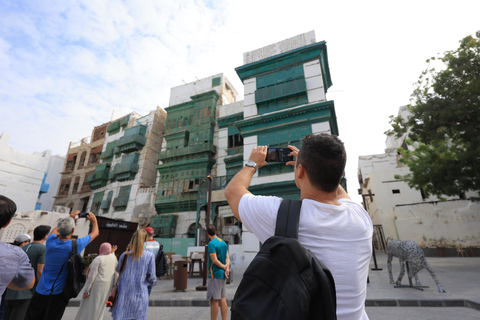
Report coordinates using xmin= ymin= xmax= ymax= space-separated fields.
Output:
xmin=58 ymin=235 xmax=72 ymax=241
xmin=300 ymin=187 xmax=341 ymax=206
xmin=32 ymin=240 xmax=43 ymax=244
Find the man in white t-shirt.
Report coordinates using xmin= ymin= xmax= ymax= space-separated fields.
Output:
xmin=225 ymin=133 xmax=373 ymax=320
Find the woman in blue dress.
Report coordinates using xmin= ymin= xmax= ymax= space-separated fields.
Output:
xmin=111 ymin=229 xmax=157 ymax=320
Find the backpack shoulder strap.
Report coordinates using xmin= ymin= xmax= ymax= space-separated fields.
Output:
xmin=72 ymin=239 xmax=78 ymax=254
xmin=275 ymin=199 xmax=302 ymax=239
xmin=50 ymin=239 xmax=75 ymax=295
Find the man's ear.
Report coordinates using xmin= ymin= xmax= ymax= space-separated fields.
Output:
xmin=71 ymin=227 xmax=75 ymax=235
xmin=297 ymin=164 xmax=306 ymax=179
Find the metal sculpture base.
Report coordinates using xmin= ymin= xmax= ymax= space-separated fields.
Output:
xmin=394 ymin=261 xmax=429 ymax=291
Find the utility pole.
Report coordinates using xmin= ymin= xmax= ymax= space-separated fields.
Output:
xmin=196 ymin=174 xmax=213 ymax=291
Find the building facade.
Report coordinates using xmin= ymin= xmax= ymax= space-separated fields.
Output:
xmin=358 ymin=106 xmax=480 ymax=249
xmin=87 ymin=108 xmax=167 ymax=223
xmin=52 ymin=123 xmax=110 ymax=213
xmin=153 ymin=31 xmax=340 ymax=270
xmin=0 ymin=132 xmax=64 ymax=212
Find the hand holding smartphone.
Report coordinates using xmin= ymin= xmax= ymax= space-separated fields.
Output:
xmin=266 ymin=147 xmax=293 ymax=163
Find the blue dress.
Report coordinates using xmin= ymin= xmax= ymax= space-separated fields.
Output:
xmin=111 ymin=250 xmax=157 ymax=320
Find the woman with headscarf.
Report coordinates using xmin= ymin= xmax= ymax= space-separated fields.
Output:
xmin=111 ymin=229 xmax=157 ymax=320
xmin=75 ymin=242 xmax=118 ymax=320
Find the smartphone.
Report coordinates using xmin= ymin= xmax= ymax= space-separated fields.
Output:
xmin=266 ymin=147 xmax=293 ymax=163
xmin=78 ymin=212 xmax=89 ymax=218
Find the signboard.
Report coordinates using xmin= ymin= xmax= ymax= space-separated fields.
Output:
xmin=218 ymin=206 xmax=234 ymax=218
xmin=98 ymin=218 xmax=137 ymax=231
xmin=243 ymin=31 xmax=316 ymax=64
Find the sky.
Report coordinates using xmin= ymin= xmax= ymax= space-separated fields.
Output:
xmin=1 ymin=0 xmax=479 ymax=204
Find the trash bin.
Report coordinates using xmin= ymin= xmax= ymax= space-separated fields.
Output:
xmin=173 ymin=260 xmax=188 ymax=291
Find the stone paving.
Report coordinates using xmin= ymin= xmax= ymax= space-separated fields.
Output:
xmin=64 ymin=251 xmax=480 ymax=319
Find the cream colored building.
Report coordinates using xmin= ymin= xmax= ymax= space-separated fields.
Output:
xmin=358 ymin=106 xmax=480 ymax=248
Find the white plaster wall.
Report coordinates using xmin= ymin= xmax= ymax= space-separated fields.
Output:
xmin=0 ymin=133 xmax=53 ymax=212
xmin=0 ymin=210 xmax=90 ymax=253
xmin=304 ymin=59 xmax=326 ymax=103
xmin=394 ymin=200 xmax=480 ymax=247
xmin=169 ymin=73 xmax=224 ymax=107
xmin=229 ymin=244 xmax=258 ymax=273
xmin=311 ymin=122 xmax=330 ymax=134
xmin=175 ymin=210 xmax=204 ymax=238
xmin=218 ymin=101 xmax=244 ymax=118
xmin=41 ymin=154 xmax=66 ymax=211
xmin=243 ymin=78 xmax=257 ymax=118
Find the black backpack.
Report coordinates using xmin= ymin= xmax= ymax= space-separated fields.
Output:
xmin=155 ymin=244 xmax=168 ymax=278
xmin=61 ymin=240 xmax=86 ymax=299
xmin=231 ymin=199 xmax=337 ymax=320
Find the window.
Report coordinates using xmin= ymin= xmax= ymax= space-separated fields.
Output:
xmin=228 ymin=134 xmax=243 ymax=149
xmin=392 ymin=189 xmax=400 ymax=194
xmin=65 ymin=154 xmax=77 ymax=171
xmin=78 ymin=152 xmax=87 ymax=168
xmin=72 ymin=177 xmax=80 ymax=194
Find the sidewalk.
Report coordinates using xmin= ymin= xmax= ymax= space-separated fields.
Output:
xmin=69 ymin=251 xmax=480 ymax=311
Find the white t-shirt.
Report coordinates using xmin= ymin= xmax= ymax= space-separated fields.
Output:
xmin=144 ymin=240 xmax=160 ymax=258
xmin=239 ymin=194 xmax=373 ymax=320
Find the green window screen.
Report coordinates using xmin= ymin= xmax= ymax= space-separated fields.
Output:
xmin=258 ymin=125 xmax=311 ymax=147
xmin=107 ymin=121 xmax=121 ymax=134
xmin=120 ymin=115 xmax=130 ymax=128
xmin=113 ymin=185 xmax=132 ymax=209
xmin=100 ymin=141 xmax=117 ymax=161
xmin=255 ymin=65 xmax=307 ymax=113
xmin=256 ymin=65 xmax=304 ymax=88
xmin=101 ymin=191 xmax=114 ymax=211
xmin=92 ymin=191 xmax=105 ymax=204
xmin=212 ymin=77 xmax=221 ymax=87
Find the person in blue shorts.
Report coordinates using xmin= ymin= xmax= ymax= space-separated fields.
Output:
xmin=207 ymin=225 xmax=230 ymax=320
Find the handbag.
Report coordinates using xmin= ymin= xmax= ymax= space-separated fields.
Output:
xmin=106 ymin=252 xmax=127 ymax=308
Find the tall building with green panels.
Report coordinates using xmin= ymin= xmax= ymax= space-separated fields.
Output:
xmin=153 ymin=33 xmax=343 ymax=264
xmin=154 ymin=74 xmax=240 ymax=237
xmin=233 ymin=31 xmax=339 ymax=200
xmin=87 ymin=108 xmax=167 ymax=223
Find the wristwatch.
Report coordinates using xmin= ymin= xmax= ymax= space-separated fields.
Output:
xmin=245 ymin=161 xmax=257 ymax=173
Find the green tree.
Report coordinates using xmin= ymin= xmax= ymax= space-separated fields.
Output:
xmin=386 ymin=31 xmax=480 ymax=200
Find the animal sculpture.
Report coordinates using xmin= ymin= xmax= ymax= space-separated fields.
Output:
xmin=386 ymin=238 xmax=445 ymax=293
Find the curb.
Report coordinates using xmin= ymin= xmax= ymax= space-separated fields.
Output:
xmin=68 ymin=299 xmax=480 ymax=311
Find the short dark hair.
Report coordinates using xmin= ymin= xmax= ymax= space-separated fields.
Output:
xmin=34 ymin=225 xmax=51 ymax=241
xmin=0 ymin=195 xmax=17 ymax=229
xmin=207 ymin=225 xmax=216 ymax=236
xmin=297 ymin=133 xmax=346 ymax=193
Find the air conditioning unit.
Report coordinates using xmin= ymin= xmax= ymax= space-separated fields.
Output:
xmin=53 ymin=206 xmax=71 ymax=214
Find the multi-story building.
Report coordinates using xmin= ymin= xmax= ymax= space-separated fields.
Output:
xmin=154 ymin=74 xmax=240 ymax=239
xmin=87 ymin=108 xmax=167 ymax=223
xmin=53 ymin=123 xmax=110 ymax=213
xmin=358 ymin=106 xmax=480 ymax=250
xmin=154 ymin=31 xmax=340 ymax=270
xmin=0 ymin=132 xmax=64 ymax=212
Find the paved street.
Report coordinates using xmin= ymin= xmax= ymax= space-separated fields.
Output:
xmin=61 ymin=251 xmax=480 ymax=319
xmin=62 ymin=306 xmax=480 ymax=320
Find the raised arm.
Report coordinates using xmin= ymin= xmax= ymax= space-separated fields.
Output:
xmin=225 ymin=146 xmax=268 ymax=220
xmin=86 ymin=212 xmax=99 ymax=242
